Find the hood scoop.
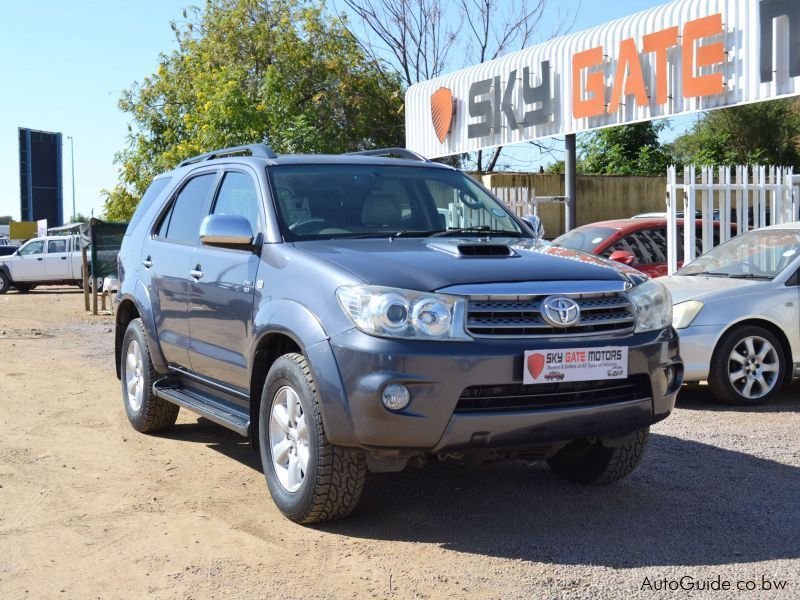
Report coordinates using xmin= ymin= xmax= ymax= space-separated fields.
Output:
xmin=425 ymin=239 xmax=515 ymax=258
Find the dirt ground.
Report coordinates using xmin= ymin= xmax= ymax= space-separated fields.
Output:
xmin=1 ymin=288 xmax=799 ymax=599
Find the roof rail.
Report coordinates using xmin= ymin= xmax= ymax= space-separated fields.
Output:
xmin=346 ymin=147 xmax=430 ymax=162
xmin=178 ymin=143 xmax=278 ymax=168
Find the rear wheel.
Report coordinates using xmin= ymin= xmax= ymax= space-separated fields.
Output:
xmin=259 ymin=353 xmax=366 ymax=523
xmin=120 ymin=318 xmax=179 ymax=432
xmin=708 ymin=326 xmax=785 ymax=406
xmin=547 ymin=429 xmax=649 ymax=484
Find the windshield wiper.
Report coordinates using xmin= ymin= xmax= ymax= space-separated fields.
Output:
xmin=683 ymin=271 xmax=732 ymax=277
xmin=728 ymin=273 xmax=772 ymax=280
xmin=431 ymin=225 xmax=522 ymax=238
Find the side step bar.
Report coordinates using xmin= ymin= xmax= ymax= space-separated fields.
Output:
xmin=153 ymin=379 xmax=250 ymax=436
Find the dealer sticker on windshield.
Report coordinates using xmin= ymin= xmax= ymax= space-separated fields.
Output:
xmin=523 ymin=347 xmax=628 ymax=385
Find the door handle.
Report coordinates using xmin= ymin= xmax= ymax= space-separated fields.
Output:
xmin=61 ymin=256 xmax=67 ymax=260
xmin=142 ymin=257 xmax=153 ymax=268
xmin=190 ymin=268 xmax=204 ymax=280
xmin=37 ymin=257 xmax=43 ymax=261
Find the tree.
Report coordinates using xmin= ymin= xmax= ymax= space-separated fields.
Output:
xmin=673 ymin=99 xmax=800 ymax=168
xmin=545 ymin=122 xmax=675 ymax=176
xmin=68 ymin=213 xmax=90 ymax=224
xmin=579 ymin=121 xmax=675 ymax=176
xmin=340 ymin=0 xmax=578 ymax=171
xmin=104 ymin=0 xmax=404 ymax=221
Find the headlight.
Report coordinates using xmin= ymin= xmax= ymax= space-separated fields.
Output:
xmin=672 ymin=300 xmax=704 ymax=329
xmin=628 ymin=280 xmax=673 ymax=333
xmin=336 ymin=285 xmax=470 ymax=340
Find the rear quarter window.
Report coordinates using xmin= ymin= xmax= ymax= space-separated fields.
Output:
xmin=125 ymin=177 xmax=172 ymax=236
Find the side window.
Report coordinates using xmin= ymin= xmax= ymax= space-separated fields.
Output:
xmin=212 ymin=172 xmax=261 ymax=234
xmin=157 ymin=173 xmax=216 ymax=244
xmin=48 ymin=239 xmax=67 ymax=253
xmin=19 ymin=241 xmax=45 ymax=256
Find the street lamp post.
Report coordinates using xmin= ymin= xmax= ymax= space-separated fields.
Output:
xmin=66 ymin=136 xmax=76 ymax=222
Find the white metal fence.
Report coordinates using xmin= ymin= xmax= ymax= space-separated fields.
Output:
xmin=666 ymin=165 xmax=799 ymax=275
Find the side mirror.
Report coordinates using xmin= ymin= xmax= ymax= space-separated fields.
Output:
xmin=523 ymin=215 xmax=545 ymax=240
xmin=609 ymin=250 xmax=637 ymax=266
xmin=199 ymin=214 xmax=255 ymax=249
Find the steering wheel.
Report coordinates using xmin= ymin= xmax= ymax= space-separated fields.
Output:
xmin=289 ymin=218 xmax=337 ymax=235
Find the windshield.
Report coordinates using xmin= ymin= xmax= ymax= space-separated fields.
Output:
xmin=268 ymin=165 xmax=526 ymax=241
xmin=553 ymin=227 xmax=617 ymax=253
xmin=677 ymin=229 xmax=800 ymax=279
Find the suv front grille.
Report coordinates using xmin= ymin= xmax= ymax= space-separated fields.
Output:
xmin=455 ymin=375 xmax=651 ymax=413
xmin=466 ymin=292 xmax=635 ymax=337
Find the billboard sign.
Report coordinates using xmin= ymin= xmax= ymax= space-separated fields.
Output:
xmin=405 ymin=0 xmax=800 ymax=158
xmin=19 ymin=128 xmax=64 ymax=227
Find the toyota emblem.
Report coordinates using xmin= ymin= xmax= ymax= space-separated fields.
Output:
xmin=541 ymin=296 xmax=581 ymax=327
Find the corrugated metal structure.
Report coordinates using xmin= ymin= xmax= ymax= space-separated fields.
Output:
xmin=406 ymin=0 xmax=800 ymax=158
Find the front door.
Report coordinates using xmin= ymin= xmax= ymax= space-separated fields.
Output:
xmin=143 ymin=171 xmax=218 ymax=369
xmin=9 ymin=240 xmax=46 ymax=281
xmin=188 ymin=170 xmax=262 ymax=391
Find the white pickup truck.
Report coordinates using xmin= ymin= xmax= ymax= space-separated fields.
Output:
xmin=0 ymin=235 xmax=83 ymax=293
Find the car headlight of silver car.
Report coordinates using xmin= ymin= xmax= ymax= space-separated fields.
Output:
xmin=628 ymin=280 xmax=673 ymax=333
xmin=672 ymin=300 xmax=704 ymax=329
xmin=336 ymin=285 xmax=470 ymax=340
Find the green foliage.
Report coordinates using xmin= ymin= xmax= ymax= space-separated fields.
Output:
xmin=68 ymin=213 xmax=91 ymax=224
xmin=579 ymin=122 xmax=675 ymax=176
xmin=104 ymin=0 xmax=404 ymax=220
xmin=0 ymin=215 xmax=12 ymax=226
xmin=543 ymin=122 xmax=675 ymax=176
xmin=673 ymin=99 xmax=800 ymax=168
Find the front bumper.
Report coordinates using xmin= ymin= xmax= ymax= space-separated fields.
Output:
xmin=328 ymin=328 xmax=682 ymax=452
xmin=675 ymin=324 xmax=727 ymax=382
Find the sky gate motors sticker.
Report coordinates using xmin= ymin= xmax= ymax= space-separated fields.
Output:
xmin=524 ymin=347 xmax=629 ymax=385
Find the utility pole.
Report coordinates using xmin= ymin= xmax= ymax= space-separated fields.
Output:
xmin=66 ymin=136 xmax=76 ymax=221
xmin=565 ymin=134 xmax=577 ymax=232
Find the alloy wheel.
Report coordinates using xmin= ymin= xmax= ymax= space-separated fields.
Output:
xmin=124 ymin=340 xmax=145 ymax=412
xmin=269 ymin=386 xmax=309 ymax=493
xmin=728 ymin=336 xmax=780 ymax=400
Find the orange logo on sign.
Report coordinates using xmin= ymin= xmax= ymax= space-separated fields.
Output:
xmin=527 ymin=353 xmax=546 ymax=380
xmin=430 ymin=87 xmax=454 ymax=143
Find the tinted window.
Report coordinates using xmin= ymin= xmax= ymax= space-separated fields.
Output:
xmin=19 ymin=240 xmax=44 ymax=256
xmin=161 ymin=174 xmax=216 ymax=244
xmin=48 ymin=239 xmax=67 ymax=253
xmin=603 ymin=229 xmax=666 ymax=265
xmin=126 ymin=178 xmax=171 ymax=236
xmin=212 ymin=172 xmax=261 ymax=234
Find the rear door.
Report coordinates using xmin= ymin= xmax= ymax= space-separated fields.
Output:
xmin=187 ymin=170 xmax=263 ymax=390
xmin=44 ymin=238 xmax=72 ymax=279
xmin=141 ymin=171 xmax=219 ymax=369
xmin=9 ymin=239 xmax=46 ymax=281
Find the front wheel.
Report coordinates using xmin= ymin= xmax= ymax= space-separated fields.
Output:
xmin=547 ymin=429 xmax=649 ymax=484
xmin=120 ymin=318 xmax=179 ymax=432
xmin=0 ymin=272 xmax=9 ymax=294
xmin=259 ymin=353 xmax=366 ymax=524
xmin=708 ymin=326 xmax=785 ymax=406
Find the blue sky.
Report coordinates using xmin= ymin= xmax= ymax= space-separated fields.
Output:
xmin=0 ymin=0 xmax=681 ymax=222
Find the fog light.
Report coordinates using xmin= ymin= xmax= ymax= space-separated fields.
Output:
xmin=381 ymin=384 xmax=411 ymax=411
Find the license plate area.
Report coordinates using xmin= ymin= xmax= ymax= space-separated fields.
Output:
xmin=524 ymin=347 xmax=628 ymax=385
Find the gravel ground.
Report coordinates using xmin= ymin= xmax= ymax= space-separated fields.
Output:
xmin=1 ymin=288 xmax=799 ymax=599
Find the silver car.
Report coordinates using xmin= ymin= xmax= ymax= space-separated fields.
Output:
xmin=660 ymin=223 xmax=800 ymax=405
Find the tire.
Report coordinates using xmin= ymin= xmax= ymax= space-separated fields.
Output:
xmin=708 ymin=326 xmax=785 ymax=406
xmin=259 ymin=353 xmax=366 ymax=524
xmin=120 ymin=318 xmax=179 ymax=433
xmin=0 ymin=272 xmax=9 ymax=295
xmin=547 ymin=428 xmax=649 ymax=484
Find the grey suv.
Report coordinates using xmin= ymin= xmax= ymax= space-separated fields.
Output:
xmin=115 ymin=144 xmax=682 ymax=523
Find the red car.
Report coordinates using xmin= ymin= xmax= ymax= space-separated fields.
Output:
xmin=552 ymin=218 xmax=721 ymax=278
